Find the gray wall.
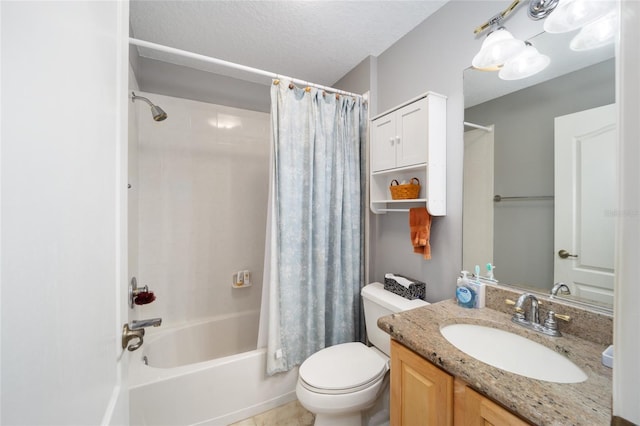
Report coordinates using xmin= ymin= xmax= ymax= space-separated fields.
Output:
xmin=334 ymin=56 xmax=372 ymax=96
xmin=372 ymin=2 xmax=519 ymax=302
xmin=465 ymin=60 xmax=615 ymax=290
xmin=334 ymin=55 xmax=378 ymax=114
xmin=333 ymin=1 xmax=550 ymax=302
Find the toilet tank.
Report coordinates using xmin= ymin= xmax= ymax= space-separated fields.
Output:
xmin=361 ymin=282 xmax=428 ymax=357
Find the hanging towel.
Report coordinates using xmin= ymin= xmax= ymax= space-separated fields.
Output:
xmin=409 ymin=207 xmax=432 ymax=259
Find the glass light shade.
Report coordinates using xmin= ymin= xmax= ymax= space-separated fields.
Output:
xmin=544 ymin=0 xmax=616 ymax=33
xmin=570 ymin=10 xmax=618 ymax=51
xmin=499 ymin=45 xmax=550 ymax=80
xmin=472 ymin=28 xmax=526 ymax=70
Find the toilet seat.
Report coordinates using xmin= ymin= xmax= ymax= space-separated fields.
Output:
xmin=298 ymin=342 xmax=388 ymax=395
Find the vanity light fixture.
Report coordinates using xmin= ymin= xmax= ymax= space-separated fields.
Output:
xmin=472 ymin=0 xmax=618 ymax=79
xmin=543 ymin=0 xmax=616 ymax=34
xmin=569 ymin=9 xmax=618 ymax=51
xmin=472 ymin=27 xmax=526 ymax=70
xmin=527 ymin=0 xmax=560 ymax=20
xmin=499 ymin=42 xmax=550 ymax=80
xmin=471 ymin=0 xmax=545 ymax=72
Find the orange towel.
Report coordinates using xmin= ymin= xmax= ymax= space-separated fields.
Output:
xmin=409 ymin=207 xmax=432 ymax=259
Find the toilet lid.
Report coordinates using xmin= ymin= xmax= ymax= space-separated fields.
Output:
xmin=299 ymin=342 xmax=388 ymax=393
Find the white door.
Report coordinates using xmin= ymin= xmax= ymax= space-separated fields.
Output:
xmin=554 ymin=104 xmax=616 ymax=304
xmin=463 ymin=127 xmax=495 ymax=272
xmin=1 ymin=2 xmax=130 ymax=424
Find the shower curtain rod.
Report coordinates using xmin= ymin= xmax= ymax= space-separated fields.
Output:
xmin=129 ymin=38 xmax=363 ymax=98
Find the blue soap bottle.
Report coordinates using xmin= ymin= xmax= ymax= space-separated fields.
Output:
xmin=456 ymin=271 xmax=476 ymax=308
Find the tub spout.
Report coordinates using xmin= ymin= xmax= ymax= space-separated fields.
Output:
xmin=131 ymin=318 xmax=162 ymax=330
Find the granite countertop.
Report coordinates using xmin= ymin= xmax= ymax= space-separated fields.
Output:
xmin=378 ymin=299 xmax=612 ymax=426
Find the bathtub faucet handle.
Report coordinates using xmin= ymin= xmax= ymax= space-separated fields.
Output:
xmin=122 ymin=323 xmax=145 ymax=352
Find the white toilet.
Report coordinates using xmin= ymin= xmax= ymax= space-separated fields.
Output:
xmin=296 ymin=282 xmax=428 ymax=426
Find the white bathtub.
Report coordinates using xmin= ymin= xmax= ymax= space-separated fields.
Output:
xmin=129 ymin=310 xmax=298 ymax=426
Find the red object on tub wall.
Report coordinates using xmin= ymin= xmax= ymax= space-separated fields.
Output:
xmin=134 ymin=291 xmax=156 ymax=305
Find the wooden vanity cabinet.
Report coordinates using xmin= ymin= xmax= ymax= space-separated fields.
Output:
xmin=453 ymin=379 xmax=531 ymax=426
xmin=390 ymin=339 xmax=454 ymax=425
xmin=390 ymin=340 xmax=532 ymax=426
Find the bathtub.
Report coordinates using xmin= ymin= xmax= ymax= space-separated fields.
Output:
xmin=129 ymin=310 xmax=298 ymax=426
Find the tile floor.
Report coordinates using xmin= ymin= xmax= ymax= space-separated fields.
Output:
xmin=229 ymin=400 xmax=315 ymax=426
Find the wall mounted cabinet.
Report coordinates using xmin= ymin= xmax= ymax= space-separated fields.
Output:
xmin=369 ymin=92 xmax=447 ymax=215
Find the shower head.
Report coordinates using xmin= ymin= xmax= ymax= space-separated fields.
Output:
xmin=131 ymin=92 xmax=167 ymax=121
xmin=149 ymin=104 xmax=167 ymax=122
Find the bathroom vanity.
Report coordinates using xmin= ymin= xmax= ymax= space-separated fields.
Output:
xmin=379 ymin=285 xmax=613 ymax=425
xmin=391 ymin=340 xmax=529 ymax=425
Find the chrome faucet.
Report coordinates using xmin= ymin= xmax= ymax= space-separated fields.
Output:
xmin=130 ymin=318 xmax=162 ymax=330
xmin=508 ymin=293 xmax=569 ymax=337
xmin=514 ymin=293 xmax=540 ymax=325
xmin=550 ymin=282 xmax=571 ymax=297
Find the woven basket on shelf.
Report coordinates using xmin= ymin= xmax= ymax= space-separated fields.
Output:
xmin=389 ymin=177 xmax=421 ymax=200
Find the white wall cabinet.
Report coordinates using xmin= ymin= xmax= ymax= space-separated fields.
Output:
xmin=370 ymin=92 xmax=447 ymax=215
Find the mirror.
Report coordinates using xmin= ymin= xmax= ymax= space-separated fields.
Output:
xmin=463 ymin=30 xmax=615 ymax=311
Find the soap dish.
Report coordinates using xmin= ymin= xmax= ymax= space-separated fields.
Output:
xmin=601 ymin=345 xmax=613 ymax=368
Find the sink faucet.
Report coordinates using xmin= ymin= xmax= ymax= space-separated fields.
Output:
xmin=551 ymin=282 xmax=571 ymax=297
xmin=508 ymin=293 xmax=569 ymax=337
xmin=514 ymin=293 xmax=540 ymax=325
xmin=130 ymin=318 xmax=162 ymax=330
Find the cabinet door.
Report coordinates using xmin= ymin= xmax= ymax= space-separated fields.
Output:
xmin=396 ymin=97 xmax=428 ymax=168
xmin=391 ymin=340 xmax=453 ymax=426
xmin=371 ymin=113 xmax=397 ymax=172
xmin=454 ymin=379 xmax=530 ymax=426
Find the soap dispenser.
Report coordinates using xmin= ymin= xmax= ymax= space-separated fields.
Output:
xmin=456 ymin=271 xmax=476 ymax=308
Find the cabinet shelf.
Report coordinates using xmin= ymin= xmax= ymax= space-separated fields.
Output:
xmin=371 ymin=199 xmax=428 ymax=213
xmin=371 ymin=163 xmax=426 ymax=176
xmin=375 ymin=198 xmax=427 ymax=203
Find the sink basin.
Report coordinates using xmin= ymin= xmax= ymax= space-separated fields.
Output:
xmin=440 ymin=324 xmax=588 ymax=383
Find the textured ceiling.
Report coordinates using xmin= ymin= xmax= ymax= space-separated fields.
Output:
xmin=130 ymin=1 xmax=449 ymax=87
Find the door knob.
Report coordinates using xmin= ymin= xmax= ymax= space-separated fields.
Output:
xmin=558 ymin=249 xmax=578 ymax=259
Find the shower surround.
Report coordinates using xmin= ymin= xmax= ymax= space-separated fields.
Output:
xmin=132 ymin=91 xmax=270 ymax=337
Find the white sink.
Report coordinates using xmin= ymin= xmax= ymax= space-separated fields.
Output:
xmin=440 ymin=323 xmax=588 ymax=383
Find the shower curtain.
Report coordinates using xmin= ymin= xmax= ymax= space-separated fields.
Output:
xmin=258 ymin=81 xmax=367 ymax=375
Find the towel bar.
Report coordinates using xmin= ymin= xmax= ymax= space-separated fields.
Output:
xmin=494 ymin=195 xmax=554 ymax=202
xmin=377 ymin=208 xmax=410 ymax=212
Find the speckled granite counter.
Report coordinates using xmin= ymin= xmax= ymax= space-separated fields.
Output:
xmin=378 ymin=299 xmax=612 ymax=426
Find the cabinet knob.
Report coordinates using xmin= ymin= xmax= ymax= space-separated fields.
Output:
xmin=396 ymin=136 xmax=401 ymax=144
xmin=389 ymin=137 xmax=394 ymax=145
